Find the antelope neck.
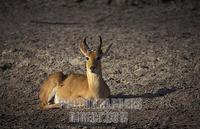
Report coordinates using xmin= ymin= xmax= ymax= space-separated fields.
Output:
xmin=86 ymin=70 xmax=102 ymax=91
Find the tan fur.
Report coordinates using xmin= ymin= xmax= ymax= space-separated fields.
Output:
xmin=39 ymin=72 xmax=66 ymax=109
xmin=39 ymin=37 xmax=111 ymax=110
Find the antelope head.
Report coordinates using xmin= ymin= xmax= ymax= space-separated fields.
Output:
xmin=79 ymin=36 xmax=112 ymax=75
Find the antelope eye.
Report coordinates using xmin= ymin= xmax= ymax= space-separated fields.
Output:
xmin=86 ymin=57 xmax=89 ymax=60
xmin=96 ymin=57 xmax=100 ymax=60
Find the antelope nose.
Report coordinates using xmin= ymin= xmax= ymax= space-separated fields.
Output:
xmin=90 ymin=66 xmax=95 ymax=72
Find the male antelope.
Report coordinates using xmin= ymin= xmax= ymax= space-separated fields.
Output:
xmin=39 ymin=36 xmax=112 ymax=109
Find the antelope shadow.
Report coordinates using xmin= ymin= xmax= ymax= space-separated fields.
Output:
xmin=110 ymin=87 xmax=177 ymax=99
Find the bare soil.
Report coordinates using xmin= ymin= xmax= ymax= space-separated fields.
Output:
xmin=0 ymin=0 xmax=200 ymax=129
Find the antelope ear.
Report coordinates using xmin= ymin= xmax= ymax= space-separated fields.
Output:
xmin=79 ymin=37 xmax=90 ymax=56
xmin=102 ymin=43 xmax=113 ymax=56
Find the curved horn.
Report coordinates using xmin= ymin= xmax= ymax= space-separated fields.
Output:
xmin=98 ymin=36 xmax=102 ymax=49
xmin=97 ymin=36 xmax=103 ymax=55
xmin=82 ymin=37 xmax=90 ymax=51
xmin=80 ymin=36 xmax=90 ymax=56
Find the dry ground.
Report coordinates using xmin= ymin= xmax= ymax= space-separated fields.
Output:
xmin=0 ymin=0 xmax=200 ymax=129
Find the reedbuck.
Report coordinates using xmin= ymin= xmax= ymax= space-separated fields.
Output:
xmin=39 ymin=36 xmax=112 ymax=109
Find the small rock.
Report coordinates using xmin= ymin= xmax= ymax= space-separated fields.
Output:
xmin=18 ymin=59 xmax=30 ymax=67
xmin=194 ymin=63 xmax=200 ymax=73
xmin=69 ymin=58 xmax=83 ymax=66
xmin=134 ymin=68 xmax=146 ymax=77
xmin=0 ymin=63 xmax=12 ymax=71
xmin=141 ymin=65 xmax=149 ymax=69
